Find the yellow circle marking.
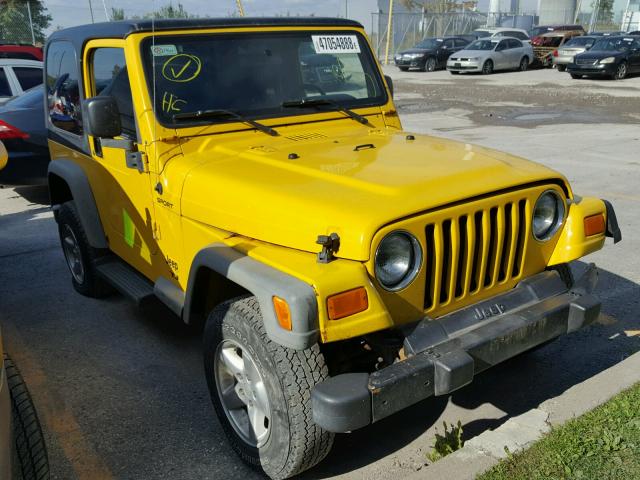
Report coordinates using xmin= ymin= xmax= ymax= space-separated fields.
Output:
xmin=162 ymin=54 xmax=202 ymax=83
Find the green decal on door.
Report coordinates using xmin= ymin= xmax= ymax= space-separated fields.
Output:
xmin=123 ymin=209 xmax=135 ymax=247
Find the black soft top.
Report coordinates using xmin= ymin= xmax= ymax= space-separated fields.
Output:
xmin=47 ymin=17 xmax=363 ymax=47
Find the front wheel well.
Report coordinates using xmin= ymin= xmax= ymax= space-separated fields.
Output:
xmin=186 ymin=267 xmax=251 ymax=328
xmin=48 ymin=173 xmax=73 ymax=206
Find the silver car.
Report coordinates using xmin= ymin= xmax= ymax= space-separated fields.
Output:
xmin=553 ymin=35 xmax=598 ymax=71
xmin=447 ymin=37 xmax=534 ymax=74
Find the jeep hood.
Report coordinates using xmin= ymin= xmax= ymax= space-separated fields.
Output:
xmin=181 ymin=130 xmax=568 ymax=261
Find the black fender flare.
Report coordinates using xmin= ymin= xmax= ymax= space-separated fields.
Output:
xmin=183 ymin=244 xmax=319 ymax=350
xmin=48 ymin=160 xmax=108 ymax=249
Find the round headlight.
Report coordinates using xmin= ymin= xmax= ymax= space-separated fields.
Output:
xmin=375 ymin=231 xmax=422 ymax=291
xmin=533 ymin=190 xmax=565 ymax=241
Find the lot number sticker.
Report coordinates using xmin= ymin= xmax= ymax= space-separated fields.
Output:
xmin=151 ymin=44 xmax=178 ymax=56
xmin=312 ymin=35 xmax=361 ymax=54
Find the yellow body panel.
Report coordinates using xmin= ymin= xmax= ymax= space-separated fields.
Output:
xmin=47 ymin=24 xmax=610 ymax=344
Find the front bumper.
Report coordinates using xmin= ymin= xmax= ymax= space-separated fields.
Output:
xmin=395 ymin=57 xmax=425 ymax=68
xmin=0 ymin=355 xmax=11 ymax=480
xmin=312 ymin=266 xmax=601 ymax=432
xmin=567 ymin=63 xmax=617 ymax=76
xmin=447 ymin=60 xmax=481 ymax=72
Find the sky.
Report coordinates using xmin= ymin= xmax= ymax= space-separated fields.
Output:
xmin=43 ymin=0 xmax=379 ymax=33
xmin=43 ymin=0 xmax=630 ymax=34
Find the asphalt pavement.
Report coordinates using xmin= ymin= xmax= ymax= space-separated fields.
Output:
xmin=1 ymin=67 xmax=639 ymax=480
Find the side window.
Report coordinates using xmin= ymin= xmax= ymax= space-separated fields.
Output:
xmin=46 ymin=41 xmax=83 ymax=135
xmin=0 ymin=68 xmax=12 ymax=96
xmin=497 ymin=40 xmax=508 ymax=51
xmin=89 ymin=47 xmax=135 ymax=138
xmin=510 ymin=39 xmax=523 ymax=49
xmin=13 ymin=67 xmax=43 ymax=91
xmin=444 ymin=39 xmax=455 ymax=49
xmin=455 ymin=39 xmax=468 ymax=48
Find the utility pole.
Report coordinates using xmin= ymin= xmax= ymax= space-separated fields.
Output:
xmin=384 ymin=0 xmax=394 ymax=65
xmin=236 ymin=0 xmax=245 ymax=17
xmin=101 ymin=0 xmax=109 ymax=20
xmin=345 ymin=0 xmax=348 ymax=18
xmin=26 ymin=1 xmax=36 ymax=45
xmin=88 ymin=0 xmax=95 ymax=23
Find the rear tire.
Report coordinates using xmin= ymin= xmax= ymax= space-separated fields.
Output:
xmin=203 ymin=296 xmax=334 ymax=479
xmin=519 ymin=56 xmax=529 ymax=71
xmin=482 ymin=59 xmax=494 ymax=75
xmin=56 ymin=202 xmax=111 ymax=298
xmin=5 ymin=354 xmax=49 ymax=480
xmin=557 ymin=64 xmax=566 ymax=72
xmin=399 ymin=67 xmax=409 ymax=72
xmin=570 ymin=73 xmax=582 ymax=79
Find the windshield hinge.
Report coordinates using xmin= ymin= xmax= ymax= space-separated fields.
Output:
xmin=126 ymin=151 xmax=147 ymax=173
xmin=316 ymin=233 xmax=340 ymax=264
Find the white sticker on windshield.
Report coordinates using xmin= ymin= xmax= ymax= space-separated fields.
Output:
xmin=311 ymin=35 xmax=361 ymax=54
xmin=151 ymin=44 xmax=178 ymax=56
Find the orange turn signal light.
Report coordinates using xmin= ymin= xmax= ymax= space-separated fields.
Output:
xmin=273 ymin=296 xmax=292 ymax=331
xmin=327 ymin=287 xmax=368 ymax=321
xmin=584 ymin=214 xmax=606 ymax=237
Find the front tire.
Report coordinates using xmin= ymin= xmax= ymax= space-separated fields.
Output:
xmin=482 ymin=59 xmax=494 ymax=75
xmin=570 ymin=73 xmax=583 ymax=79
xmin=557 ymin=64 xmax=566 ymax=72
xmin=5 ymin=354 xmax=49 ymax=480
xmin=613 ymin=62 xmax=627 ymax=80
xmin=424 ymin=57 xmax=437 ymax=72
xmin=204 ymin=296 xmax=333 ymax=479
xmin=56 ymin=202 xmax=111 ymax=298
xmin=398 ymin=66 xmax=409 ymax=72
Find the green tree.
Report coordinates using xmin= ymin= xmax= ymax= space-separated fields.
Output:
xmin=592 ymin=0 xmax=614 ymax=24
xmin=0 ymin=0 xmax=52 ymax=44
xmin=110 ymin=7 xmax=125 ymax=21
xmin=144 ymin=2 xmax=192 ymax=20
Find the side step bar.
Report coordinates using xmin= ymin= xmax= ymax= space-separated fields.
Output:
xmin=95 ymin=257 xmax=155 ymax=306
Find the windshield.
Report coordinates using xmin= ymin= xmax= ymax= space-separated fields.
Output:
xmin=414 ymin=39 xmax=442 ymax=49
xmin=473 ymin=30 xmax=492 ymax=38
xmin=564 ymin=37 xmax=595 ymax=47
xmin=142 ymin=31 xmax=387 ymax=127
xmin=467 ymin=39 xmax=498 ymax=51
xmin=591 ymin=37 xmax=636 ymax=51
xmin=538 ymin=36 xmax=563 ymax=47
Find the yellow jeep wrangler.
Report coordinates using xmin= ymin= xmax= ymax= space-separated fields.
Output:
xmin=45 ymin=18 xmax=621 ymax=479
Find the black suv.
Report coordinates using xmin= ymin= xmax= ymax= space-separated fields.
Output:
xmin=394 ymin=36 xmax=471 ymax=72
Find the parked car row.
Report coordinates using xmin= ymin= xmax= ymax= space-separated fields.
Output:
xmin=395 ymin=26 xmax=640 ymax=80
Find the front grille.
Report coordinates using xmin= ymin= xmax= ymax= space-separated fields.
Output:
xmin=576 ymin=58 xmax=597 ymax=65
xmin=424 ymin=198 xmax=529 ymax=311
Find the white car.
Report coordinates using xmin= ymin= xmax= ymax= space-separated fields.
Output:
xmin=447 ymin=37 xmax=534 ymax=74
xmin=0 ymin=59 xmax=43 ymax=105
xmin=473 ymin=27 xmax=531 ymax=43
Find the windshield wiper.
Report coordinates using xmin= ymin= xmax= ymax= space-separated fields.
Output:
xmin=172 ymin=109 xmax=278 ymax=136
xmin=282 ymin=98 xmax=370 ymax=126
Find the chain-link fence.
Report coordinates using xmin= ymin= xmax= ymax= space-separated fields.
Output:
xmin=372 ymin=11 xmax=487 ymax=60
xmin=373 ymin=6 xmax=631 ymax=63
xmin=0 ymin=2 xmax=41 ymax=46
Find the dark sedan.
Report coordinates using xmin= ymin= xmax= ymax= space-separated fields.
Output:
xmin=567 ymin=36 xmax=640 ymax=80
xmin=394 ymin=36 xmax=470 ymax=71
xmin=0 ymin=85 xmax=48 ymax=185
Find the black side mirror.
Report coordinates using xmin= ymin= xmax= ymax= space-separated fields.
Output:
xmin=384 ymin=75 xmax=394 ymax=98
xmin=84 ymin=96 xmax=122 ymax=138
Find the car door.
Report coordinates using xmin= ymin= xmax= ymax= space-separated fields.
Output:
xmin=630 ymin=39 xmax=640 ymax=72
xmin=440 ymin=39 xmax=456 ymax=64
xmin=82 ymin=41 xmax=158 ymax=277
xmin=494 ymin=40 xmax=509 ymax=69
xmin=508 ymin=39 xmax=523 ymax=66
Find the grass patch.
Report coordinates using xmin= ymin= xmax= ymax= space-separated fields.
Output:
xmin=427 ymin=421 xmax=464 ymax=462
xmin=479 ymin=382 xmax=640 ymax=480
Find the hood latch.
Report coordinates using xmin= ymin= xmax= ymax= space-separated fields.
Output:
xmin=316 ymin=233 xmax=340 ymax=264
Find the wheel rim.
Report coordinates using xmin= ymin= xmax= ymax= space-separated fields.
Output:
xmin=616 ymin=64 xmax=627 ymax=79
xmin=215 ymin=340 xmax=271 ymax=448
xmin=61 ymin=224 xmax=85 ymax=284
xmin=483 ymin=61 xmax=492 ymax=74
xmin=426 ymin=58 xmax=436 ymax=71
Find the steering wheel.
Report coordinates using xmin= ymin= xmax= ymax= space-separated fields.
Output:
xmin=303 ymin=83 xmax=326 ymax=96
